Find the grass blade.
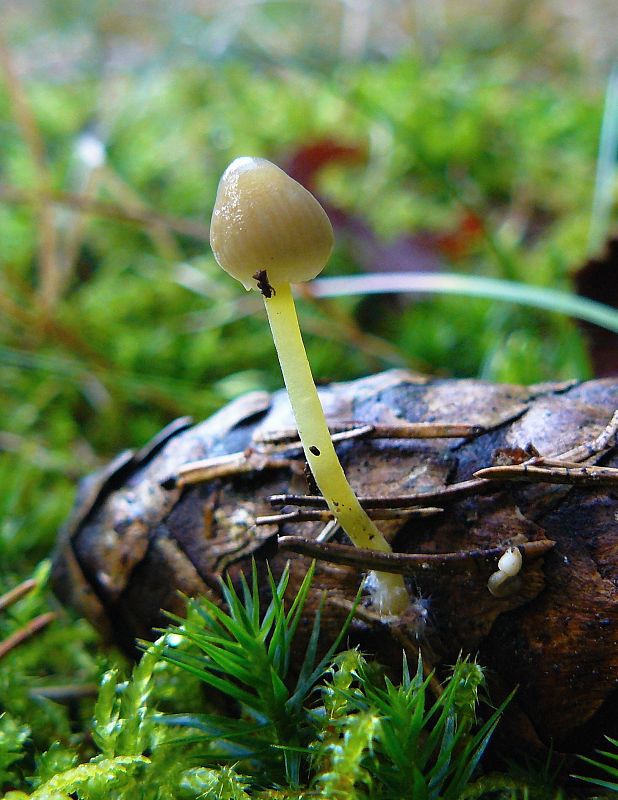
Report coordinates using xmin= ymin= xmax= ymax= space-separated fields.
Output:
xmin=310 ymin=272 xmax=618 ymax=333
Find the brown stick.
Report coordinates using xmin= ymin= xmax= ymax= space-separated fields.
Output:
xmin=277 ymin=536 xmax=555 ymax=575
xmin=256 ymin=506 xmax=443 ymax=525
xmin=269 ymin=478 xmax=493 ymax=510
xmin=253 ymin=426 xmax=375 ymax=456
xmin=0 ymin=578 xmax=37 ymax=612
xmin=0 ymin=612 xmax=57 ymax=660
xmin=256 ymin=421 xmax=485 ymax=446
xmin=474 ymin=463 xmax=618 ymax=486
xmin=164 ymin=450 xmax=300 ymax=490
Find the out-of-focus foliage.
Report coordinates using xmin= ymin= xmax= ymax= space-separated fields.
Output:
xmin=0 ymin=42 xmax=603 ymax=506
xmin=0 ymin=7 xmax=607 ymax=472
xmin=1 ymin=2 xmax=616 ymax=797
xmin=0 ymin=566 xmax=514 ymax=799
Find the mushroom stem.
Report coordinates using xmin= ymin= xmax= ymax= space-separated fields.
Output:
xmin=264 ymin=281 xmax=408 ymax=615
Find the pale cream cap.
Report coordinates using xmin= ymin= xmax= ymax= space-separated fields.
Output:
xmin=210 ymin=157 xmax=334 ymax=290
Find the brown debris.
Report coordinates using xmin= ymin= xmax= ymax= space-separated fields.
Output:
xmin=52 ymin=370 xmax=618 ymax=752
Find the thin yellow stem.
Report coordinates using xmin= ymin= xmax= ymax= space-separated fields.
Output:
xmin=264 ymin=282 xmax=408 ymax=614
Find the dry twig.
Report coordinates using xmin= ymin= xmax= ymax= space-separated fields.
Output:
xmin=276 ymin=536 xmax=555 ymax=575
xmin=255 ymin=421 xmax=484 ymax=447
xmin=256 ymin=506 xmax=442 ymax=525
xmin=0 ymin=612 xmax=57 ymax=661
xmin=0 ymin=578 xmax=38 ymax=613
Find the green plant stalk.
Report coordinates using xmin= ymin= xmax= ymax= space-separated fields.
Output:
xmin=264 ymin=282 xmax=408 ymax=615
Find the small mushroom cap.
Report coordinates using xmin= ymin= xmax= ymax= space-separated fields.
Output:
xmin=210 ymin=157 xmax=334 ymax=290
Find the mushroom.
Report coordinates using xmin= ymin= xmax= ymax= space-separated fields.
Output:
xmin=210 ymin=157 xmax=408 ymax=615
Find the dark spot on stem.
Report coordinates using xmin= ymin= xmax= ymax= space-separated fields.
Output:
xmin=309 ymin=445 xmax=321 ymax=456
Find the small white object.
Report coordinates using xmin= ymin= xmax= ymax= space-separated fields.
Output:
xmin=487 ymin=570 xmax=520 ymax=598
xmin=76 ymin=132 xmax=106 ymax=169
xmin=369 ymin=578 xmax=410 ymax=618
xmin=497 ymin=546 xmax=522 ymax=577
